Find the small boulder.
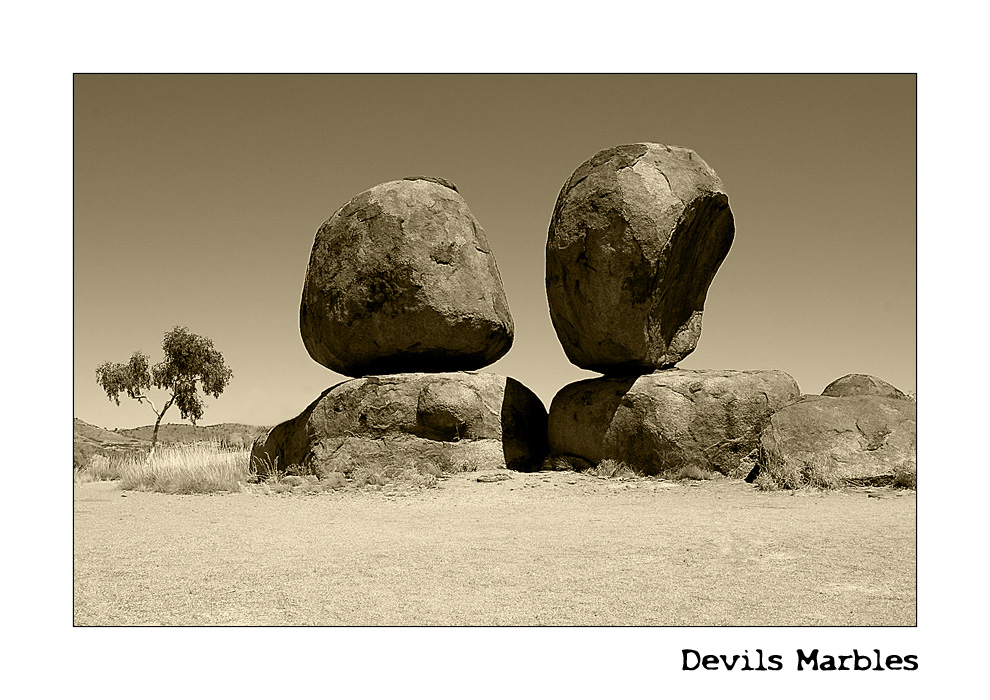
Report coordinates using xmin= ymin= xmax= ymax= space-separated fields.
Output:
xmin=548 ymin=369 xmax=801 ymax=476
xmin=546 ymin=143 xmax=734 ymax=374
xmin=821 ymin=373 xmax=909 ymax=400
xmin=251 ymin=372 xmax=548 ymax=476
xmin=755 ymin=395 xmax=916 ymax=481
xmin=300 ymin=178 xmax=514 ymax=376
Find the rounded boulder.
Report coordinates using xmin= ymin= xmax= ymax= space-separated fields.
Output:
xmin=250 ymin=372 xmax=548 ymax=476
xmin=546 ymin=143 xmax=735 ymax=374
xmin=300 ymin=178 xmax=514 ymax=376
xmin=756 ymin=395 xmax=916 ymax=481
xmin=821 ymin=373 xmax=909 ymax=400
xmin=548 ymin=369 xmax=801 ymax=477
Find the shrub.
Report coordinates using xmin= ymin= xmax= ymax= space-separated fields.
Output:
xmin=673 ymin=464 xmax=715 ymax=481
xmin=803 ymin=454 xmax=842 ymax=489
xmin=754 ymin=454 xmax=803 ymax=491
xmin=589 ymin=458 xmax=636 ymax=478
xmin=893 ymin=461 xmax=917 ymax=489
xmin=755 ymin=452 xmax=843 ymax=491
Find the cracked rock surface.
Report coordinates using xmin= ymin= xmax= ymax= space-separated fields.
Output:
xmin=548 ymin=369 xmax=801 ymax=477
xmin=756 ymin=395 xmax=916 ymax=480
xmin=546 ymin=143 xmax=734 ymax=374
xmin=251 ymin=372 xmax=548 ymax=475
xmin=300 ymin=178 xmax=513 ymax=376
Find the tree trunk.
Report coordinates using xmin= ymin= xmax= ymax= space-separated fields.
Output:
xmin=141 ymin=395 xmax=174 ymax=464
xmin=147 ymin=413 xmax=164 ymax=462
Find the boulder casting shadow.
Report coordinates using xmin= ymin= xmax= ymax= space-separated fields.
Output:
xmin=251 ymin=373 xmax=548 ymax=478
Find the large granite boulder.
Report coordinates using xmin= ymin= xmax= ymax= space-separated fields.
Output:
xmin=755 ymin=395 xmax=916 ymax=481
xmin=300 ymin=177 xmax=514 ymax=376
xmin=821 ymin=373 xmax=909 ymax=400
xmin=548 ymin=369 xmax=801 ymax=477
xmin=251 ymin=372 xmax=548 ymax=476
xmin=546 ymin=143 xmax=734 ymax=374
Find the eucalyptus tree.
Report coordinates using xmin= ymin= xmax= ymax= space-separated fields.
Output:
xmin=95 ymin=326 xmax=233 ymax=457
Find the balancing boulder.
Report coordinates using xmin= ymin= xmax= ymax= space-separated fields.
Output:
xmin=300 ymin=177 xmax=514 ymax=376
xmin=250 ymin=372 xmax=548 ymax=476
xmin=546 ymin=143 xmax=735 ymax=374
xmin=548 ymin=369 xmax=801 ymax=477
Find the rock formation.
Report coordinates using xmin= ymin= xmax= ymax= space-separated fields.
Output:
xmin=254 ymin=176 xmax=549 ymax=480
xmin=548 ymin=369 xmax=801 ymax=477
xmin=546 ymin=143 xmax=734 ymax=374
xmin=300 ymin=177 xmax=513 ymax=377
xmin=543 ymin=144 xmax=799 ymax=477
xmin=755 ymin=395 xmax=916 ymax=481
xmin=251 ymin=373 xmax=548 ymax=476
xmin=821 ymin=373 xmax=909 ymax=400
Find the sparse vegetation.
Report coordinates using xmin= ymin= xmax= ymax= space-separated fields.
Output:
xmin=542 ymin=455 xmax=593 ymax=472
xmin=756 ymin=452 xmax=843 ymax=491
xmin=116 ymin=441 xmax=251 ymax=494
xmin=78 ymin=453 xmax=122 ymax=482
xmin=585 ymin=455 xmax=715 ymax=481
xmin=673 ymin=464 xmax=715 ymax=481
xmin=802 ymin=453 xmax=843 ymax=489
xmin=893 ymin=460 xmax=917 ymax=489
xmin=248 ymin=443 xmax=455 ymax=494
xmin=588 ymin=458 xmax=638 ymax=478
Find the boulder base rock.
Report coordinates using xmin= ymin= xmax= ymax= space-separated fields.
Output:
xmin=821 ymin=373 xmax=909 ymax=400
xmin=546 ymin=143 xmax=734 ymax=374
xmin=756 ymin=395 xmax=916 ymax=480
xmin=300 ymin=178 xmax=513 ymax=376
xmin=548 ymin=369 xmax=801 ymax=477
xmin=251 ymin=373 xmax=548 ymax=476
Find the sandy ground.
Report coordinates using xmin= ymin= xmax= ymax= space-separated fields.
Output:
xmin=73 ymin=471 xmax=915 ymax=626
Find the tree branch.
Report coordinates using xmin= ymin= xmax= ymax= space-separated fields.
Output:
xmin=133 ymin=393 xmax=155 ymax=411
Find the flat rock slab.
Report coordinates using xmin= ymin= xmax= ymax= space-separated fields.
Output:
xmin=300 ymin=178 xmax=513 ymax=376
xmin=548 ymin=369 xmax=801 ymax=476
xmin=757 ymin=395 xmax=916 ymax=480
xmin=251 ymin=372 xmax=548 ymax=476
xmin=546 ymin=143 xmax=734 ymax=374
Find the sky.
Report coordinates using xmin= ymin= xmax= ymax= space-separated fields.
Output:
xmin=74 ymin=74 xmax=916 ymax=429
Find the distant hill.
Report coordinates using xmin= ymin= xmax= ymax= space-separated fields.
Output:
xmin=73 ymin=418 xmax=269 ymax=469
xmin=73 ymin=418 xmax=149 ymax=468
xmin=114 ymin=422 xmax=269 ymax=446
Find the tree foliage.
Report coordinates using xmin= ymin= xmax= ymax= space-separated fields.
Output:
xmin=96 ymin=327 xmax=233 ymax=452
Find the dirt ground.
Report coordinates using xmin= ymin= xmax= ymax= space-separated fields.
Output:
xmin=73 ymin=471 xmax=916 ymax=626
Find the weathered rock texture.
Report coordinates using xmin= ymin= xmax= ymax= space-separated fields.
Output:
xmin=300 ymin=178 xmax=514 ymax=376
xmin=548 ymin=369 xmax=801 ymax=477
xmin=546 ymin=143 xmax=734 ymax=374
xmin=756 ymin=395 xmax=916 ymax=480
xmin=821 ymin=373 xmax=909 ymax=400
xmin=251 ymin=372 xmax=548 ymax=476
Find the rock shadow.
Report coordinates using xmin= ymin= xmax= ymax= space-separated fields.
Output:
xmin=501 ymin=377 xmax=550 ymax=472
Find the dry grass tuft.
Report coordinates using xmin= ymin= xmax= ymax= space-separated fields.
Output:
xmin=118 ymin=442 xmax=251 ymax=494
xmin=803 ymin=454 xmax=843 ymax=489
xmin=541 ymin=455 xmax=593 ymax=472
xmin=892 ymin=460 xmax=917 ymax=489
xmin=589 ymin=458 xmax=638 ymax=478
xmin=756 ymin=452 xmax=843 ymax=491
xmin=75 ymin=453 xmax=123 ymax=484
xmin=673 ymin=464 xmax=715 ymax=481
